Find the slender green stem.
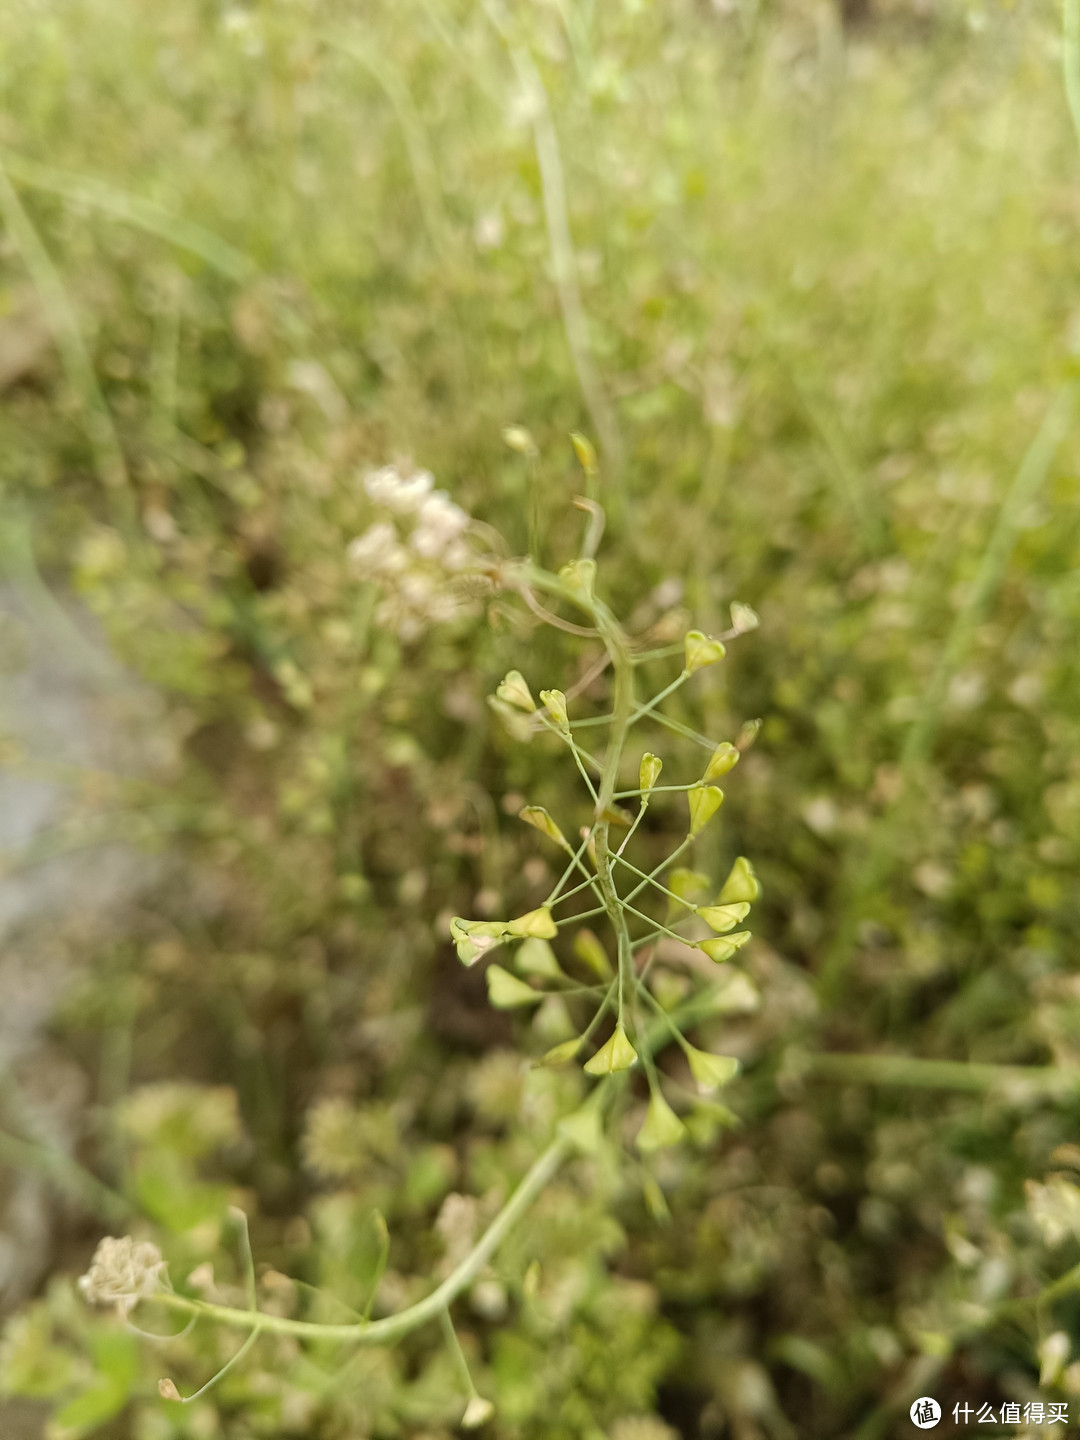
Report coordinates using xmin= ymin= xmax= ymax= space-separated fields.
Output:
xmin=546 ymin=828 xmax=597 ymax=906
xmin=797 ymin=1050 xmax=1080 ymax=1095
xmin=626 ymin=670 xmax=690 ymax=729
xmin=612 ymin=852 xmax=695 ymax=907
xmin=154 ymin=1136 xmax=570 ymax=1344
xmin=625 ymin=838 xmax=692 ymax=907
xmin=440 ymin=1309 xmax=479 ymax=1400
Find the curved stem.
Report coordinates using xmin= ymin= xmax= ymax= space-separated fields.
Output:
xmin=153 ymin=1138 xmax=569 ymax=1344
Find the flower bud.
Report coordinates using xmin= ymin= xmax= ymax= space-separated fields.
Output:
xmin=515 ymin=936 xmax=564 ymax=980
xmin=486 ymin=965 xmax=543 ymax=1009
xmin=570 ymin=431 xmax=598 ymax=477
xmin=718 ymin=856 xmax=760 ymax=904
xmin=687 ymin=784 xmax=724 ymax=836
xmin=639 ymin=752 xmax=663 ymax=792
xmin=519 ymin=805 xmax=572 ymax=853
xmin=686 ymin=1047 xmax=740 ymax=1093
xmin=697 ymin=902 xmax=750 ymax=934
xmin=496 ymin=669 xmax=536 ymax=712
xmin=522 ymin=1261 xmax=541 ymax=1300
xmin=502 ymin=424 xmax=538 ymax=456
xmin=539 ymin=688 xmax=570 ymax=733
xmin=729 ymin=600 xmax=759 ymax=634
xmin=573 ymin=928 xmax=613 ymax=980
xmin=462 ymin=1396 xmax=496 ymax=1429
xmin=704 ymin=741 xmax=740 ymax=782
xmin=736 ymin=717 xmax=762 ymax=751
xmin=158 ymin=1379 xmax=182 ymax=1403
xmin=506 ymin=906 xmax=558 ymax=939
xmin=636 ymin=1090 xmax=686 ymax=1151
xmin=699 ymin=930 xmax=751 ymax=963
xmin=583 ymin=1023 xmax=638 ymax=1075
xmin=683 ymin=630 xmax=726 ymax=673
xmin=580 ymin=826 xmax=598 ymax=869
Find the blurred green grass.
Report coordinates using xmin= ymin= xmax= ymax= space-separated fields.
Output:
xmin=3 ymin=1 xmax=1080 ymax=1436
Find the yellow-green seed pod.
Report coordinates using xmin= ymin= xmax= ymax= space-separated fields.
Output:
xmin=558 ymin=558 xmax=596 ymax=599
xmin=699 ymin=930 xmax=752 ymax=963
xmin=502 ymin=424 xmax=538 ymax=456
xmin=636 ymin=1090 xmax=686 ymax=1152
xmin=639 ymin=752 xmax=663 ymax=793
xmin=736 ymin=717 xmax=762 ymax=751
xmin=519 ymin=805 xmax=572 ymax=853
xmin=697 ymin=901 xmax=751 ymax=934
xmin=570 ymin=431 xmax=598 ymax=478
xmin=704 ymin=741 xmax=740 ymax=782
xmin=450 ymin=916 xmax=509 ymax=966
xmin=718 ymin=856 xmax=761 ymax=905
xmin=573 ymin=928 xmax=613 ymax=980
xmin=539 ymin=688 xmax=570 ymax=733
xmin=506 ymin=907 xmax=558 ymax=939
xmin=538 ymin=1038 xmax=582 ymax=1068
xmin=684 ymin=630 xmax=726 ymax=673
xmin=729 ymin=600 xmax=759 ymax=634
xmin=515 ymin=937 xmax=564 ymax=981
xmin=688 ymin=784 xmax=724 ymax=836
xmin=558 ymin=1099 xmax=604 ymax=1151
xmin=583 ymin=1023 xmax=638 ymax=1075
xmin=496 ymin=669 xmax=536 ymax=712
xmin=686 ymin=1047 xmax=740 ymax=1093
xmin=486 ymin=965 xmax=542 ymax=1009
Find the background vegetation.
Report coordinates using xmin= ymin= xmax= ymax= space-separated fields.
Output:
xmin=2 ymin=0 xmax=1080 ymax=1435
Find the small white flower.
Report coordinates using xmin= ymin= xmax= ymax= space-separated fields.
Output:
xmin=78 ymin=1236 xmax=165 ymax=1314
xmin=363 ymin=466 xmax=404 ymax=507
xmin=389 ymin=470 xmax=435 ymax=513
xmin=347 ymin=522 xmax=399 ymax=577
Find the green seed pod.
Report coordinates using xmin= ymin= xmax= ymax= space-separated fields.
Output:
xmin=718 ymin=855 xmax=761 ymax=904
xmin=558 ymin=558 xmax=596 ymax=599
xmin=697 ymin=901 xmax=751 ymax=934
xmin=519 ymin=805 xmax=572 ymax=853
xmin=502 ymin=424 xmax=538 ymax=456
xmin=686 ymin=1047 xmax=740 ymax=1093
xmin=515 ymin=936 xmax=564 ymax=980
xmin=729 ymin=600 xmax=759 ymax=634
xmin=639 ymin=752 xmax=663 ymax=792
xmin=683 ymin=630 xmax=726 ymax=673
xmin=636 ymin=1090 xmax=686 ymax=1152
xmin=687 ymin=784 xmax=724 ymax=836
xmin=704 ymin=741 xmax=740 ymax=782
xmin=570 ymin=431 xmax=598 ymax=478
xmin=573 ymin=928 xmax=614 ymax=979
xmin=486 ymin=965 xmax=542 ymax=1009
xmin=583 ymin=1023 xmax=638 ymax=1075
xmin=506 ymin=907 xmax=558 ymax=939
xmin=539 ymin=688 xmax=570 ymax=733
xmin=496 ymin=669 xmax=536 ymax=712
xmin=699 ymin=930 xmax=752 ymax=963
xmin=538 ymin=1038 xmax=583 ymax=1068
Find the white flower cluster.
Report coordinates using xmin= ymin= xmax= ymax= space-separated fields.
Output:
xmin=347 ymin=466 xmax=479 ymax=641
xmin=78 ymin=1235 xmax=165 ymax=1314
